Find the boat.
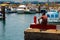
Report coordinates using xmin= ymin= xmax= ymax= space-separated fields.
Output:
xmin=30 ymin=8 xmax=37 ymax=13
xmin=16 ymin=5 xmax=37 ymax=14
xmin=10 ymin=7 xmax=17 ymax=13
xmin=16 ymin=5 xmax=26 ymax=13
xmin=5 ymin=7 xmax=17 ymax=13
xmin=24 ymin=9 xmax=36 ymax=14
xmin=46 ymin=10 xmax=59 ymax=23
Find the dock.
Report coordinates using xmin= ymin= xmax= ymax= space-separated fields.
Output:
xmin=24 ymin=28 xmax=60 ymax=40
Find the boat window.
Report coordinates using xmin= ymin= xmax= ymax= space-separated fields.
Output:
xmin=47 ymin=14 xmax=50 ymax=18
xmin=55 ymin=14 xmax=58 ymax=18
xmin=51 ymin=14 xmax=54 ymax=18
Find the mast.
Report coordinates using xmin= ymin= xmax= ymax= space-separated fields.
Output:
xmin=47 ymin=0 xmax=49 ymax=11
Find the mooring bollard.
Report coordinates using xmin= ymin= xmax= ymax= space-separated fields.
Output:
xmin=1 ymin=6 xmax=5 ymax=20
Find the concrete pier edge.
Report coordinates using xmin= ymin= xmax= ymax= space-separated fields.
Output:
xmin=24 ymin=28 xmax=60 ymax=40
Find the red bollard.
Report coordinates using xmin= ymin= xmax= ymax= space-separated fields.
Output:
xmin=34 ymin=16 xmax=37 ymax=24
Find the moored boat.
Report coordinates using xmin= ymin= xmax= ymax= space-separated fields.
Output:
xmin=16 ymin=5 xmax=26 ymax=13
xmin=46 ymin=10 xmax=59 ymax=23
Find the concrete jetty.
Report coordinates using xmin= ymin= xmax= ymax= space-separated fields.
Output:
xmin=24 ymin=28 xmax=60 ymax=40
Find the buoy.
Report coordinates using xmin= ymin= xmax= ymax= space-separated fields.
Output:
xmin=34 ymin=16 xmax=37 ymax=24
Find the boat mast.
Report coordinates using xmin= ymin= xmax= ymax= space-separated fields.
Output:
xmin=47 ymin=0 xmax=49 ymax=11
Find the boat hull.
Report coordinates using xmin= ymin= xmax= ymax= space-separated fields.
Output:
xmin=17 ymin=10 xmax=24 ymax=13
xmin=24 ymin=11 xmax=36 ymax=14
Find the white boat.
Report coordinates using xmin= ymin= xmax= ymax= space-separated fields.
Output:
xmin=24 ymin=8 xmax=36 ymax=14
xmin=10 ymin=7 xmax=17 ymax=12
xmin=5 ymin=7 xmax=17 ymax=13
xmin=46 ymin=10 xmax=59 ymax=22
xmin=16 ymin=5 xmax=37 ymax=14
xmin=16 ymin=5 xmax=26 ymax=13
xmin=29 ymin=8 xmax=36 ymax=13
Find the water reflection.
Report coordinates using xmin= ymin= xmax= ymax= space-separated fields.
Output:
xmin=0 ymin=13 xmax=59 ymax=40
xmin=2 ymin=20 xmax=6 ymax=40
xmin=2 ymin=20 xmax=6 ymax=33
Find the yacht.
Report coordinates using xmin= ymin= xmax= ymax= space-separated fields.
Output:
xmin=16 ymin=5 xmax=26 ymax=13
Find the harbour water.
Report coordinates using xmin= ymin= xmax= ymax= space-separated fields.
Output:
xmin=0 ymin=13 xmax=60 ymax=40
xmin=0 ymin=13 xmax=40 ymax=40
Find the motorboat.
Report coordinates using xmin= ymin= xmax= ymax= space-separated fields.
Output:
xmin=16 ymin=5 xmax=37 ymax=14
xmin=5 ymin=7 xmax=17 ymax=13
xmin=46 ymin=10 xmax=59 ymax=22
xmin=29 ymin=8 xmax=37 ymax=13
xmin=24 ymin=8 xmax=36 ymax=14
xmin=16 ymin=5 xmax=26 ymax=13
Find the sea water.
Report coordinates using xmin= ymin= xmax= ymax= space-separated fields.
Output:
xmin=0 ymin=13 xmax=60 ymax=40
